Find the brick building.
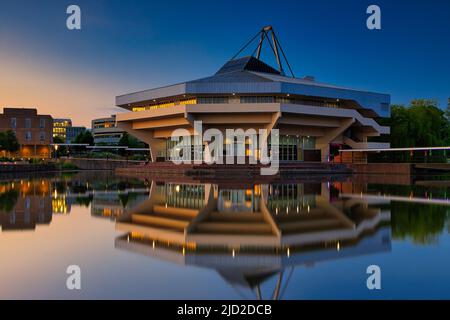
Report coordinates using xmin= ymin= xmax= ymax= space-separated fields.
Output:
xmin=0 ymin=108 xmax=53 ymax=158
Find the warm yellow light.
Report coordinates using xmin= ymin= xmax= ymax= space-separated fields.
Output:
xmin=133 ymin=98 xmax=197 ymax=112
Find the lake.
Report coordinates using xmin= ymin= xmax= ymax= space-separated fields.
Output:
xmin=1 ymin=171 xmax=450 ymax=299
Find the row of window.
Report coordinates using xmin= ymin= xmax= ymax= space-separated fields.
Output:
xmin=7 ymin=131 xmax=47 ymax=142
xmin=23 ymin=131 xmax=47 ymax=142
xmin=93 ymin=122 xmax=116 ymax=129
xmin=10 ymin=118 xmax=47 ymax=129
xmin=240 ymin=96 xmax=340 ymax=108
xmin=132 ymin=98 xmax=198 ymax=112
xmin=131 ymin=96 xmax=342 ymax=112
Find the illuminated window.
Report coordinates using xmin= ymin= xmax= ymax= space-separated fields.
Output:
xmin=132 ymin=98 xmax=198 ymax=112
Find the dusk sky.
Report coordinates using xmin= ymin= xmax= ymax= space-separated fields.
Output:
xmin=1 ymin=0 xmax=449 ymax=127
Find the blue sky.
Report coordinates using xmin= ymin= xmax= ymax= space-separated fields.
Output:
xmin=1 ymin=0 xmax=449 ymax=126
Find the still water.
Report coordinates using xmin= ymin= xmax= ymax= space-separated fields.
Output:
xmin=1 ymin=171 xmax=450 ymax=299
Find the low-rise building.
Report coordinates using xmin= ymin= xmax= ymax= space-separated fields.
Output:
xmin=0 ymin=107 xmax=53 ymax=158
xmin=52 ymin=118 xmax=72 ymax=141
xmin=91 ymin=115 xmax=124 ymax=145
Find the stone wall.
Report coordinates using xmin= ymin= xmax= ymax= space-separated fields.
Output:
xmin=62 ymin=158 xmax=144 ymax=170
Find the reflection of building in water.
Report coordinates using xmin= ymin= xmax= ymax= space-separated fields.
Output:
xmin=0 ymin=173 xmax=151 ymax=231
xmin=52 ymin=194 xmax=71 ymax=214
xmin=115 ymin=181 xmax=391 ymax=299
xmin=0 ymin=180 xmax=52 ymax=231
xmin=91 ymin=190 xmax=149 ymax=220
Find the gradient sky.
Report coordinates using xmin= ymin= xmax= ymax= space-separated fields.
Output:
xmin=1 ymin=0 xmax=449 ymax=127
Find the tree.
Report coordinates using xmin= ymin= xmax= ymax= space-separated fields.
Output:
xmin=73 ymin=130 xmax=94 ymax=145
xmin=445 ymin=98 xmax=450 ymax=121
xmin=53 ymin=135 xmax=67 ymax=157
xmin=388 ymin=99 xmax=450 ymax=148
xmin=118 ymin=132 xmax=145 ymax=148
xmin=0 ymin=130 xmax=20 ymax=156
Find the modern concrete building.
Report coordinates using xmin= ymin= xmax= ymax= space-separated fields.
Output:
xmin=115 ymin=180 xmax=391 ymax=297
xmin=52 ymin=118 xmax=72 ymax=141
xmin=0 ymin=108 xmax=53 ymax=158
xmin=115 ymin=27 xmax=390 ymax=163
xmin=91 ymin=115 xmax=124 ymax=145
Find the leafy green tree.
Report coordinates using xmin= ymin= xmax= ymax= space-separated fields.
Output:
xmin=118 ymin=132 xmax=145 ymax=148
xmin=53 ymin=135 xmax=67 ymax=157
xmin=73 ymin=130 xmax=94 ymax=145
xmin=445 ymin=99 xmax=450 ymax=121
xmin=0 ymin=130 xmax=20 ymax=156
xmin=388 ymin=99 xmax=450 ymax=148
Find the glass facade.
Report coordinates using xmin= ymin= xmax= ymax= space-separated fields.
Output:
xmin=267 ymin=184 xmax=317 ymax=215
xmin=162 ymin=183 xmax=205 ymax=209
xmin=164 ymin=134 xmax=316 ymax=162
xmin=218 ymin=187 xmax=261 ymax=213
xmin=275 ymin=135 xmax=316 ymax=161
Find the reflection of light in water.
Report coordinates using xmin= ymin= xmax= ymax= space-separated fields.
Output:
xmin=175 ymin=185 xmax=180 ymax=193
xmin=232 ymin=249 xmax=235 ymax=258
xmin=287 ymin=247 xmax=290 ymax=257
xmin=337 ymin=242 xmax=340 ymax=251
xmin=307 ymin=205 xmax=310 ymax=213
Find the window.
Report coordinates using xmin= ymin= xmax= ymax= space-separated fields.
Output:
xmin=25 ymin=132 xmax=32 ymax=141
xmin=25 ymin=118 xmax=31 ymax=128
xmin=381 ymin=103 xmax=390 ymax=112
xmin=39 ymin=132 xmax=45 ymax=142
xmin=40 ymin=118 xmax=46 ymax=128
xmin=240 ymin=96 xmax=275 ymax=104
xmin=302 ymin=136 xmax=316 ymax=150
xmin=197 ymin=97 xmax=229 ymax=104
xmin=11 ymin=118 xmax=17 ymax=128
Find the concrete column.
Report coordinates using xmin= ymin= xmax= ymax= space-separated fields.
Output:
xmin=117 ymin=122 xmax=165 ymax=162
xmin=317 ymin=144 xmax=330 ymax=163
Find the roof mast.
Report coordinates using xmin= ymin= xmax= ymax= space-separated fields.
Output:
xmin=231 ymin=26 xmax=295 ymax=77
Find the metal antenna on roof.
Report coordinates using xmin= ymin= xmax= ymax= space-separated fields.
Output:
xmin=231 ymin=26 xmax=295 ymax=77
